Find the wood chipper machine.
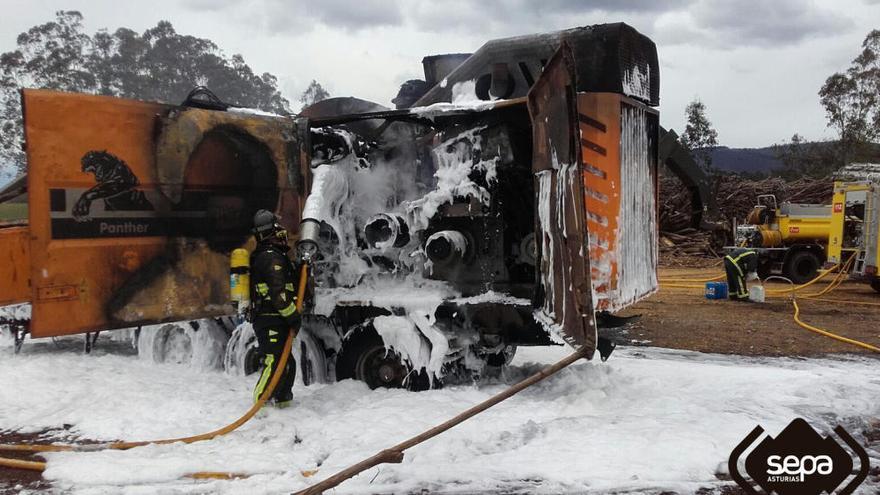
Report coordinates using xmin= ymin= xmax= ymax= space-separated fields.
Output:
xmin=0 ymin=23 xmax=661 ymax=388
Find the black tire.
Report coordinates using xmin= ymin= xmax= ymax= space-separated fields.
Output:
xmin=336 ymin=327 xmax=432 ymax=391
xmin=871 ymin=278 xmax=880 ymax=294
xmin=783 ymin=250 xmax=822 ymax=284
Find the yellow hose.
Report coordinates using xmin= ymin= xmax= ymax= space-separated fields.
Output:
xmin=0 ymin=457 xmax=45 ymax=471
xmin=658 ymin=253 xmax=878 ymax=354
xmin=802 ymin=296 xmax=880 ymax=307
xmin=0 ymin=263 xmax=311 ymax=477
xmin=792 ymin=299 xmax=880 ymax=353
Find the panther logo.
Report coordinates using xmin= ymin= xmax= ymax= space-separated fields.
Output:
xmin=73 ymin=150 xmax=153 ymax=221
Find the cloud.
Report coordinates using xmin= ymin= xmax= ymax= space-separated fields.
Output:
xmin=655 ymin=0 xmax=853 ymax=48
xmin=183 ymin=0 xmax=404 ymax=33
xmin=405 ymin=0 xmax=692 ymax=35
xmin=190 ymin=0 xmax=692 ymax=38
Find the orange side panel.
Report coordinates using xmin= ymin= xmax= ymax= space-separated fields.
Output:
xmin=22 ymin=89 xmax=301 ymax=338
xmin=24 ymin=91 xmax=171 ymax=337
xmin=578 ymin=93 xmax=622 ymax=302
xmin=0 ymin=226 xmax=30 ymax=306
xmin=578 ymin=92 xmax=659 ymax=311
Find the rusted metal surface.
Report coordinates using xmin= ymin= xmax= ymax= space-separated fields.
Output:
xmin=20 ymin=89 xmax=302 ymax=337
xmin=527 ymin=43 xmax=597 ymax=356
xmin=0 ymin=226 xmax=30 ymax=306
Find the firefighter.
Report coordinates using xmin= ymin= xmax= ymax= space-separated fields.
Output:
xmin=249 ymin=209 xmax=302 ymax=407
xmin=724 ymin=247 xmax=759 ymax=301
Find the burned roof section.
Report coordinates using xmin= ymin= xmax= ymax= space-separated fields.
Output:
xmin=415 ymin=22 xmax=659 ymax=107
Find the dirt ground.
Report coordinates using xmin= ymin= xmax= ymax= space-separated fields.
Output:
xmin=617 ymin=266 xmax=880 ymax=356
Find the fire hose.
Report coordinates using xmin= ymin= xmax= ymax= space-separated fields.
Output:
xmin=0 ymin=263 xmax=311 ymax=479
xmin=659 ymin=253 xmax=880 ymax=354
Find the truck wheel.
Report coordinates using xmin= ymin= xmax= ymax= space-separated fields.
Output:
xmin=871 ymin=278 xmax=880 ymax=294
xmin=293 ymin=330 xmax=328 ymax=386
xmin=783 ymin=250 xmax=821 ymax=284
xmin=223 ymin=322 xmax=261 ymax=376
xmin=139 ymin=320 xmax=226 ymax=369
xmin=336 ymin=327 xmax=431 ymax=391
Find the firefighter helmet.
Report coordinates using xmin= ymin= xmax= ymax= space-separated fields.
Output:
xmin=253 ymin=209 xmax=288 ymax=243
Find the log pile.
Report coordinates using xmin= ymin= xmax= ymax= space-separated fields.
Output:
xmin=658 ymin=174 xmax=833 ymax=262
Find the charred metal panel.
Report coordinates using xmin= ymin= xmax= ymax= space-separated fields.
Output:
xmin=416 ymin=23 xmax=659 ymax=108
xmin=21 ymin=89 xmax=299 ymax=337
xmin=527 ymin=43 xmax=596 ymax=356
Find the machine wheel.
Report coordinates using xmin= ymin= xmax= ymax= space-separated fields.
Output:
xmin=783 ymin=250 xmax=822 ymax=284
xmin=293 ymin=329 xmax=328 ymax=386
xmin=225 ymin=323 xmax=328 ymax=385
xmin=336 ymin=326 xmax=431 ymax=391
xmin=871 ymin=278 xmax=880 ymax=294
xmin=139 ymin=320 xmax=227 ymax=369
xmin=223 ymin=322 xmax=262 ymax=376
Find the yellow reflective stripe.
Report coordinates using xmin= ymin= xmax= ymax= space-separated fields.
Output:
xmin=253 ymin=355 xmax=274 ymax=402
xmin=732 ymin=251 xmax=756 ymax=263
xmin=284 ymin=283 xmax=295 ymax=290
xmin=279 ymin=301 xmax=297 ymax=317
xmin=256 ymin=283 xmax=269 ymax=296
xmin=725 ymin=255 xmax=743 ymax=277
xmin=273 ymin=264 xmax=283 ymax=271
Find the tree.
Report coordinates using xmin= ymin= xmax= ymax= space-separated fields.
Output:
xmin=773 ymin=134 xmax=837 ymax=178
xmin=819 ymin=29 xmax=880 ymax=169
xmin=679 ymin=98 xmax=719 ymax=171
xmin=1 ymin=11 xmax=93 ymax=174
xmin=0 ymin=12 xmax=291 ymax=174
xmin=300 ymin=79 xmax=330 ymax=108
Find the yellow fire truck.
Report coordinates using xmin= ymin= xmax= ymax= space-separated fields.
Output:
xmin=734 ymin=164 xmax=880 ymax=291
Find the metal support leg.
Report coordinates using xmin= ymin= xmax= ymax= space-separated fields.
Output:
xmin=13 ymin=325 xmax=26 ymax=355
xmin=83 ymin=331 xmax=100 ymax=354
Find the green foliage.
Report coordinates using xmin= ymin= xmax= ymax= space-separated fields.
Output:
xmin=0 ymin=202 xmax=27 ymax=221
xmin=300 ymin=79 xmax=330 ymax=107
xmin=773 ymin=134 xmax=880 ymax=179
xmin=679 ymin=98 xmax=719 ymax=171
xmin=818 ymin=29 xmax=880 ymax=168
xmin=0 ymin=11 xmax=292 ymax=174
xmin=772 ymin=134 xmax=839 ymax=178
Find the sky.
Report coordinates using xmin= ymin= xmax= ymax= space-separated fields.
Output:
xmin=1 ymin=0 xmax=878 ymax=148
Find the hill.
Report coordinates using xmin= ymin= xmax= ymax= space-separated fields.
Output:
xmin=708 ymin=146 xmax=782 ymax=175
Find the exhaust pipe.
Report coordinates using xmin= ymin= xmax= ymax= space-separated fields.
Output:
xmin=364 ymin=214 xmax=410 ymax=249
xmin=296 ymin=218 xmax=321 ymax=262
xmin=425 ymin=230 xmax=469 ymax=265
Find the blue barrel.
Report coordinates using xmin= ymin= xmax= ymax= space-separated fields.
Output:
xmin=705 ymin=281 xmax=728 ymax=299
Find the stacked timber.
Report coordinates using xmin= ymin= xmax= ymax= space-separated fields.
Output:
xmin=658 ymin=174 xmax=833 ymax=261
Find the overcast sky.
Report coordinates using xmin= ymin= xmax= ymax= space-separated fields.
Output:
xmin=2 ymin=0 xmax=878 ymax=148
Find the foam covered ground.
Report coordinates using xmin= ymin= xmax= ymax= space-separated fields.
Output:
xmin=1 ymin=337 xmax=877 ymax=494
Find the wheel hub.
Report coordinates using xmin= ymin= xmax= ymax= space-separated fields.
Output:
xmin=357 ymin=346 xmax=408 ymax=389
xmin=163 ymin=329 xmax=193 ymax=364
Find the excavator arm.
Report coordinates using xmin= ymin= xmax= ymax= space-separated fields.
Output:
xmin=658 ymin=127 xmax=723 ymax=231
